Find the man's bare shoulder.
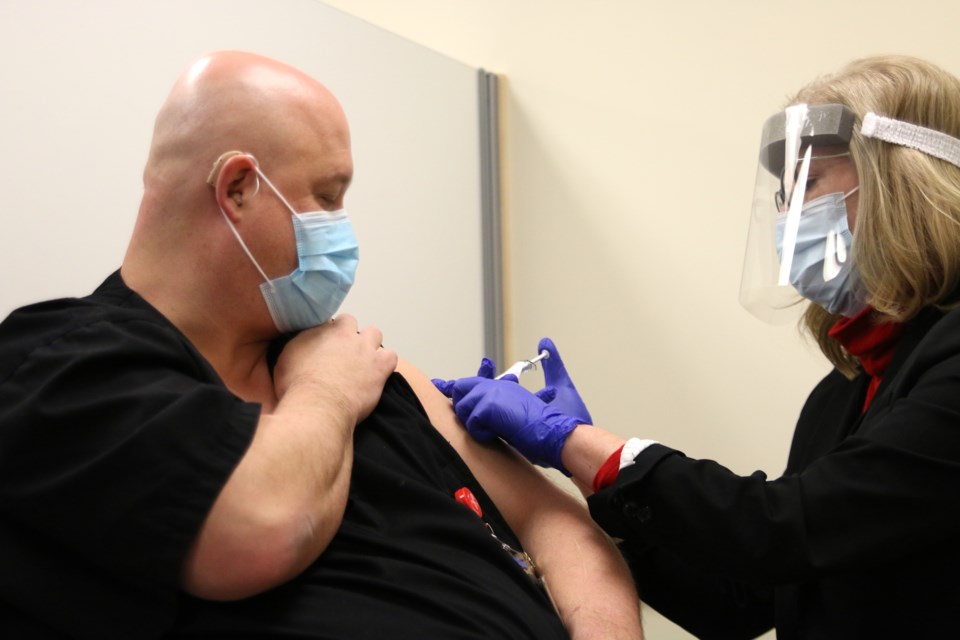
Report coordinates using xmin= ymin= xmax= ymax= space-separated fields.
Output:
xmin=394 ymin=357 xmax=487 ymax=457
xmin=393 ymin=357 xmax=583 ymax=516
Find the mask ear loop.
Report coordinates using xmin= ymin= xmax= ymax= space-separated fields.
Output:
xmin=219 ymin=206 xmax=273 ymax=288
xmin=207 ymin=151 xmax=273 ymax=288
xmin=252 ymin=166 xmax=298 ymax=216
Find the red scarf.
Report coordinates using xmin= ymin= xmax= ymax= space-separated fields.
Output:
xmin=827 ymin=306 xmax=904 ymax=412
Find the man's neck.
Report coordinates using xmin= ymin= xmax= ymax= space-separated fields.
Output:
xmin=120 ymin=262 xmax=279 ymax=410
xmin=183 ymin=324 xmax=280 ymax=410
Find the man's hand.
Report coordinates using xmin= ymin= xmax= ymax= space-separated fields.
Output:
xmin=183 ymin=315 xmax=396 ymax=600
xmin=273 ymin=314 xmax=397 ymax=422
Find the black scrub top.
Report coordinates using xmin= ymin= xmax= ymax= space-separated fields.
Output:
xmin=0 ymin=272 xmax=259 ymax=638
xmin=172 ymin=372 xmax=566 ymax=640
xmin=0 ymin=272 xmax=567 ymax=640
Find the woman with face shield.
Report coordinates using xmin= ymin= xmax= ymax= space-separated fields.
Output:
xmin=435 ymin=55 xmax=960 ymax=639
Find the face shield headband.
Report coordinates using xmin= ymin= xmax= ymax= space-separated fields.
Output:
xmin=739 ymin=104 xmax=960 ymax=324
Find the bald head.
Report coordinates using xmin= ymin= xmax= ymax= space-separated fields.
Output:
xmin=123 ymin=52 xmax=353 ymax=340
xmin=145 ymin=51 xmax=349 ymax=192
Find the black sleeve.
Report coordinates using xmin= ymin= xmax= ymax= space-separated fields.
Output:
xmin=590 ymin=446 xmax=778 ymax=638
xmin=589 ymin=444 xmax=817 ymax=583
xmin=621 ymin=539 xmax=774 ymax=640
xmin=595 ymin=400 xmax=960 ymax=580
xmin=0 ymin=318 xmax=258 ymax=636
xmin=589 ymin=344 xmax=960 ymax=636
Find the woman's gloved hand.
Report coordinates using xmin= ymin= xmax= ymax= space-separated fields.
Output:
xmin=432 ymin=357 xmax=496 ymax=398
xmin=536 ymin=337 xmax=593 ymax=425
xmin=434 ymin=338 xmax=593 ymax=424
xmin=434 ymin=374 xmax=580 ymax=475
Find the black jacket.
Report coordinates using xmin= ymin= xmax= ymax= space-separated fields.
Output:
xmin=589 ymin=306 xmax=960 ymax=639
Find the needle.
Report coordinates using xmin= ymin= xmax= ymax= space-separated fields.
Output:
xmin=495 ymin=350 xmax=550 ymax=380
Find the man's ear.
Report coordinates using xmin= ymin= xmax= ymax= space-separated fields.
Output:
xmin=207 ymin=151 xmax=259 ymax=222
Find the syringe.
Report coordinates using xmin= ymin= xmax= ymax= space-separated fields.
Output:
xmin=495 ymin=350 xmax=550 ymax=380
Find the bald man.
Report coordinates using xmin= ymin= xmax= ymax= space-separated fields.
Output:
xmin=0 ymin=52 xmax=641 ymax=639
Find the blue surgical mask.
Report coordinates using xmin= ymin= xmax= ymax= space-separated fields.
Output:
xmin=775 ymin=188 xmax=866 ymax=317
xmin=219 ymin=163 xmax=359 ymax=333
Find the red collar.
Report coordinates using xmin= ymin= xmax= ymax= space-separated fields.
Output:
xmin=827 ymin=305 xmax=904 ymax=411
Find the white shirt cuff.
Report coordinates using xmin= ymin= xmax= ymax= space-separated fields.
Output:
xmin=619 ymin=437 xmax=658 ymax=470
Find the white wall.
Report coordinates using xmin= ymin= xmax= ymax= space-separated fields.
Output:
xmin=322 ymin=2 xmax=960 ymax=638
xmin=0 ymin=0 xmax=488 ymax=381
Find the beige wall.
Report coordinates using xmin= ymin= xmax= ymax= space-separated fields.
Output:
xmin=325 ymin=2 xmax=960 ymax=637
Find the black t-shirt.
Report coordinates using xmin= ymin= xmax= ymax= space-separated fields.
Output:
xmin=0 ymin=272 xmax=566 ymax=639
xmin=0 ymin=272 xmax=260 ymax=638
xmin=172 ymin=372 xmax=566 ymax=639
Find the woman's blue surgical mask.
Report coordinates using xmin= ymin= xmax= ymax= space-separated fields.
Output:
xmin=775 ymin=188 xmax=866 ymax=317
xmin=219 ymin=160 xmax=359 ymax=333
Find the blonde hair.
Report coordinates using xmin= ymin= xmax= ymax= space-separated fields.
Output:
xmin=790 ymin=56 xmax=960 ymax=376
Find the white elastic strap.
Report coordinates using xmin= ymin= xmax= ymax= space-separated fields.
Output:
xmin=220 ymin=156 xmax=301 ymax=289
xmin=219 ymin=208 xmax=273 ymax=286
xmin=861 ymin=112 xmax=960 ymax=169
xmin=619 ymin=437 xmax=659 ymax=470
xmin=253 ymin=166 xmax=299 ymax=215
xmin=210 ymin=151 xmax=273 ymax=287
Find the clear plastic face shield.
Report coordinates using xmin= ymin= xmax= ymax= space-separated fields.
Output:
xmin=739 ymin=104 xmax=860 ymax=323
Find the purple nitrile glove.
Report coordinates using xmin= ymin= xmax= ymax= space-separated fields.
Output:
xmin=534 ymin=337 xmax=593 ymax=425
xmin=432 ymin=357 xmax=496 ymax=398
xmin=451 ymin=377 xmax=580 ymax=475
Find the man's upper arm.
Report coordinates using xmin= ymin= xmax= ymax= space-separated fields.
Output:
xmin=396 ymin=358 xmax=586 ymax=534
xmin=397 ymin=358 xmax=643 ymax=639
xmin=0 ymin=317 xmax=259 ymax=628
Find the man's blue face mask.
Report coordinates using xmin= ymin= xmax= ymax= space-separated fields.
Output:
xmin=218 ymin=156 xmax=359 ymax=333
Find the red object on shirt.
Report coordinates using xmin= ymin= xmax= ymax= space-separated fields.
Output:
xmin=828 ymin=305 xmax=905 ymax=412
xmin=454 ymin=487 xmax=483 ymax=518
